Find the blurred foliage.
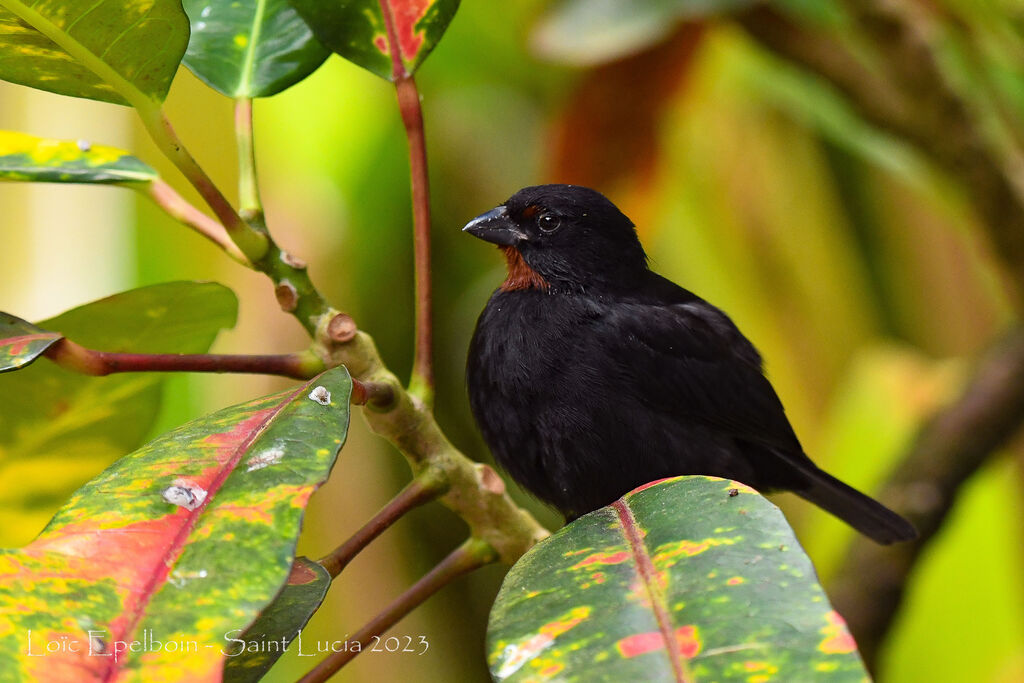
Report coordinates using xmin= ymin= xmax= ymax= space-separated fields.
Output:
xmin=1 ymin=0 xmax=1023 ymax=681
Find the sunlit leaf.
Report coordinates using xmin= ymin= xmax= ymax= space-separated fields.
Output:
xmin=0 ymin=131 xmax=157 ymax=185
xmin=0 ymin=312 xmax=61 ymax=373
xmin=488 ymin=476 xmax=868 ymax=682
xmin=0 ymin=367 xmax=351 ymax=680
xmin=183 ymin=0 xmax=329 ymax=98
xmin=222 ymin=556 xmax=331 ymax=682
xmin=289 ymin=0 xmax=460 ymax=80
xmin=0 ymin=0 xmax=189 ymax=106
xmin=0 ymin=282 xmax=238 ymax=547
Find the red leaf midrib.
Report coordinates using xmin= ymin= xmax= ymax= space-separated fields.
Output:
xmin=376 ymin=0 xmax=407 ymax=80
xmin=613 ymin=499 xmax=691 ymax=683
xmin=100 ymin=382 xmax=309 ymax=682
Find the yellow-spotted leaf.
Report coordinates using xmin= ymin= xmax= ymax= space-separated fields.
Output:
xmin=0 ymin=312 xmax=61 ymax=372
xmin=0 ymin=0 xmax=189 ymax=106
xmin=222 ymin=556 xmax=331 ymax=682
xmin=0 ymin=131 xmax=157 ymax=185
xmin=0 ymin=367 xmax=351 ymax=681
xmin=289 ymin=0 xmax=460 ymax=81
xmin=488 ymin=476 xmax=869 ymax=682
xmin=0 ymin=282 xmax=238 ymax=548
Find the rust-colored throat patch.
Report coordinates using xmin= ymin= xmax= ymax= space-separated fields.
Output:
xmin=500 ymin=246 xmax=549 ymax=292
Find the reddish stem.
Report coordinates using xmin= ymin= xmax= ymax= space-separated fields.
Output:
xmin=300 ymin=539 xmax=496 ymax=682
xmin=396 ymin=75 xmax=434 ymax=405
xmin=318 ymin=470 xmax=447 ymax=578
xmin=349 ymin=378 xmax=398 ymax=409
xmin=375 ymin=0 xmax=434 ymax=403
xmin=43 ymin=338 xmax=321 ymax=380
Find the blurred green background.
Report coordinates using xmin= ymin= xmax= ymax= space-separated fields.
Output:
xmin=2 ymin=1 xmax=1024 ymax=681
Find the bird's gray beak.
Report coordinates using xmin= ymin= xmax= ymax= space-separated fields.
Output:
xmin=462 ymin=206 xmax=526 ymax=246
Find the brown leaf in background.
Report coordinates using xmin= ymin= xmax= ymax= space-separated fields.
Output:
xmin=546 ymin=23 xmax=706 ymax=233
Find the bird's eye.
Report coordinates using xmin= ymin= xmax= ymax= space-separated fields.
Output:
xmin=537 ymin=213 xmax=561 ymax=233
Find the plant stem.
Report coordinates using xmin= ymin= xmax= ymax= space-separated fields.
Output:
xmin=318 ymin=469 xmax=448 ymax=578
xmin=315 ymin=328 xmax=550 ymax=564
xmin=395 ymin=75 xmax=434 ymax=407
xmin=300 ymin=538 xmax=497 ymax=682
xmin=234 ymin=97 xmax=264 ymax=222
xmin=136 ymin=104 xmax=269 ymax=262
xmin=43 ymin=338 xmax=324 ymax=380
xmin=349 ymin=378 xmax=398 ymax=409
xmin=140 ymin=180 xmax=249 ymax=264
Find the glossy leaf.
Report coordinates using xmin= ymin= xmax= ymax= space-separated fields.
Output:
xmin=0 ymin=366 xmax=351 ymax=680
xmin=0 ymin=282 xmax=237 ymax=548
xmin=289 ymin=0 xmax=460 ymax=80
xmin=0 ymin=131 xmax=157 ymax=185
xmin=488 ymin=476 xmax=869 ymax=682
xmin=183 ymin=0 xmax=329 ymax=98
xmin=0 ymin=312 xmax=61 ymax=373
xmin=0 ymin=0 xmax=189 ymax=106
xmin=222 ymin=556 xmax=331 ymax=682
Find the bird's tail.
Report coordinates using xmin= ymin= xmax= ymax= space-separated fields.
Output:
xmin=785 ymin=461 xmax=917 ymax=545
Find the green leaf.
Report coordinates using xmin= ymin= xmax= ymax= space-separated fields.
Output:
xmin=0 ymin=312 xmax=61 ymax=373
xmin=487 ymin=476 xmax=869 ymax=682
xmin=0 ymin=130 xmax=157 ymax=185
xmin=0 ymin=0 xmax=190 ymax=106
xmin=0 ymin=282 xmax=238 ymax=548
xmin=289 ymin=0 xmax=460 ymax=80
xmin=182 ymin=0 xmax=329 ymax=98
xmin=531 ymin=0 xmax=834 ymax=66
xmin=0 ymin=367 xmax=350 ymax=680
xmin=531 ymin=0 xmax=753 ymax=66
xmin=223 ymin=556 xmax=331 ymax=682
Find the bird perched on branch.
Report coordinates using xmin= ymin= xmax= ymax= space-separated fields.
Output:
xmin=464 ymin=184 xmax=916 ymax=544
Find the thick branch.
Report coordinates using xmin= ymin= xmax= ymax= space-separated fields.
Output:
xmin=315 ymin=327 xmax=550 ymax=564
xmin=829 ymin=327 xmax=1024 ymax=668
xmin=318 ymin=469 xmax=446 ymax=578
xmin=43 ymin=338 xmax=324 ymax=380
xmin=300 ymin=538 xmax=497 ymax=682
xmin=737 ymin=3 xmax=1024 ymax=303
xmin=396 ymin=75 xmax=435 ymax=405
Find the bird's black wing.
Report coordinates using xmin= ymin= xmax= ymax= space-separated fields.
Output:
xmin=594 ymin=290 xmax=805 ymax=458
xmin=591 ymin=276 xmax=917 ymax=544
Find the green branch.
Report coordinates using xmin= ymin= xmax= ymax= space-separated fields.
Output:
xmin=234 ymin=97 xmax=264 ymax=222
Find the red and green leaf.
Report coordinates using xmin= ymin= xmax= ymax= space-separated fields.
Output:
xmin=289 ymin=0 xmax=460 ymax=80
xmin=0 ymin=366 xmax=351 ymax=681
xmin=0 ymin=131 xmax=157 ymax=185
xmin=487 ymin=476 xmax=869 ymax=682
xmin=0 ymin=312 xmax=61 ymax=373
xmin=222 ymin=556 xmax=331 ymax=682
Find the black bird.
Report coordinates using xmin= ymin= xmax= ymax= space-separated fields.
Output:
xmin=464 ymin=184 xmax=916 ymax=544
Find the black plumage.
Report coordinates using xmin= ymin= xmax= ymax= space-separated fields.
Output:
xmin=464 ymin=184 xmax=916 ymax=544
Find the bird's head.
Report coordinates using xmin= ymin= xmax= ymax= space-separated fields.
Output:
xmin=463 ymin=184 xmax=647 ymax=292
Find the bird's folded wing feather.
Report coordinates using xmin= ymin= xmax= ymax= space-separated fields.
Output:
xmin=596 ymin=299 xmax=804 ymax=455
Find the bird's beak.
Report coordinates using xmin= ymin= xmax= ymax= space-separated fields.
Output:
xmin=462 ymin=206 xmax=526 ymax=246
